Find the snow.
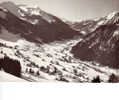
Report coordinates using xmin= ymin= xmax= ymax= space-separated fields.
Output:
xmin=19 ymin=6 xmax=28 ymax=12
xmin=19 ymin=5 xmax=56 ymax=24
xmin=106 ymin=12 xmax=117 ymax=20
xmin=96 ymin=11 xmax=119 ymax=27
xmin=19 ymin=5 xmax=41 ymax=16
xmin=97 ymin=20 xmax=105 ymax=25
xmin=30 ymin=9 xmax=40 ymax=15
xmin=31 ymin=19 xmax=39 ymax=24
xmin=20 ymin=5 xmax=41 ymax=15
xmin=0 ymin=7 xmax=8 ymax=12
xmin=0 ymin=71 xmax=27 ymax=82
xmin=0 ymin=37 xmax=119 ymax=82
xmin=113 ymin=30 xmax=119 ymax=37
xmin=81 ymin=31 xmax=86 ymax=35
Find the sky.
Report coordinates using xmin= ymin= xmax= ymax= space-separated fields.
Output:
xmin=0 ymin=0 xmax=119 ymax=21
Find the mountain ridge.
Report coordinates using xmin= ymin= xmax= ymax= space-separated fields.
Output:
xmin=0 ymin=1 xmax=79 ymax=43
xmin=71 ymin=11 xmax=119 ymax=69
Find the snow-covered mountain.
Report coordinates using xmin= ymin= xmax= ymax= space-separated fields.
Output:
xmin=19 ymin=5 xmax=56 ymax=24
xmin=0 ymin=1 xmax=119 ymax=82
xmin=0 ymin=1 xmax=79 ymax=43
xmin=70 ymin=12 xmax=119 ymax=36
xmin=70 ymin=20 xmax=97 ymax=35
xmin=72 ymin=11 xmax=119 ymax=69
xmin=97 ymin=12 xmax=119 ymax=25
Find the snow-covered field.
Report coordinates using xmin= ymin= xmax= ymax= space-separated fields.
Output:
xmin=0 ymin=71 xmax=27 ymax=82
xmin=0 ymin=37 xmax=119 ymax=82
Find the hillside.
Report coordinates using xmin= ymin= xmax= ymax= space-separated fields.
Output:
xmin=0 ymin=71 xmax=27 ymax=82
xmin=72 ymin=12 xmax=119 ymax=69
xmin=0 ymin=1 xmax=79 ymax=43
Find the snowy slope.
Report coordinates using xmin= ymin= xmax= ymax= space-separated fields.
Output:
xmin=0 ymin=37 xmax=118 ymax=82
xmin=0 ymin=71 xmax=27 ymax=82
xmin=97 ymin=12 xmax=119 ymax=25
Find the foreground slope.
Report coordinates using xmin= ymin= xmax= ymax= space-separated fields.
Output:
xmin=0 ymin=71 xmax=27 ymax=82
xmin=1 ymin=37 xmax=119 ymax=82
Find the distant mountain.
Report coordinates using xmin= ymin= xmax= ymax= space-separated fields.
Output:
xmin=0 ymin=1 xmax=79 ymax=43
xmin=71 ymin=12 xmax=119 ymax=69
xmin=70 ymin=20 xmax=97 ymax=35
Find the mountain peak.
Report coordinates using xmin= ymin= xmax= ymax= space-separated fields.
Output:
xmin=105 ymin=11 xmax=119 ymax=24
xmin=106 ymin=11 xmax=119 ymax=20
xmin=19 ymin=5 xmax=41 ymax=16
xmin=96 ymin=11 xmax=119 ymax=26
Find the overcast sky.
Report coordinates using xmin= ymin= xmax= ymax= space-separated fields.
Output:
xmin=0 ymin=0 xmax=119 ymax=21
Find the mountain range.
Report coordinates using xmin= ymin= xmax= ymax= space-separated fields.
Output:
xmin=0 ymin=1 xmax=79 ymax=43
xmin=0 ymin=1 xmax=119 ymax=82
